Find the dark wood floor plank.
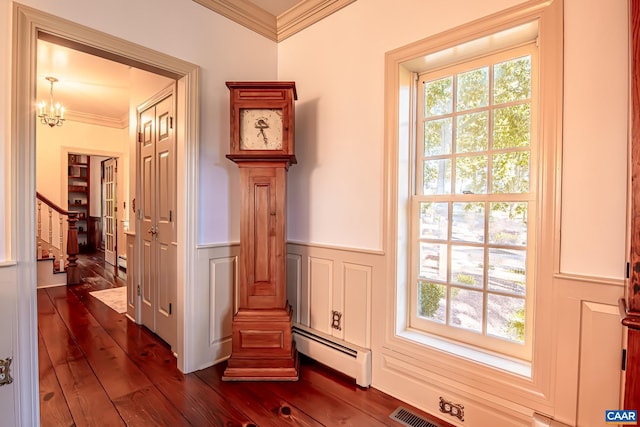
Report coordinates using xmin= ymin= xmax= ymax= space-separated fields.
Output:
xmin=113 ymin=329 xmax=257 ymax=427
xmin=38 ymin=288 xmax=125 ymax=427
xmin=37 ymin=288 xmax=85 ymax=363
xmin=298 ymin=358 xmax=454 ymax=427
xmin=68 ymin=284 xmax=256 ymax=427
xmin=112 ymin=386 xmax=190 ymax=427
xmin=196 ymin=360 xmax=397 ymax=426
xmin=38 ymin=331 xmax=74 ymax=427
xmin=45 ymin=285 xmax=153 ymax=400
xmin=133 ymin=358 xmax=256 ymax=426
xmin=50 ymin=352 xmax=127 ymax=427
xmin=196 ymin=363 xmax=324 ymax=427
xmin=77 ymin=253 xmax=126 ymax=287
xmin=261 ymin=377 xmax=392 ymax=427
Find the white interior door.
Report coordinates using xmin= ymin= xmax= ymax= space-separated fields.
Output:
xmin=138 ymin=87 xmax=177 ymax=349
xmin=103 ymin=158 xmax=117 ymax=266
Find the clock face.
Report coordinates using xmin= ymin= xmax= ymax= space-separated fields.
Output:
xmin=240 ymin=108 xmax=284 ymax=150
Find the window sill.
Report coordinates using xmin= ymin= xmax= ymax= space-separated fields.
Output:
xmin=398 ymin=328 xmax=532 ymax=378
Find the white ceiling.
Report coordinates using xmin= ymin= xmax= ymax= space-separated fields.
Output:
xmin=37 ymin=39 xmax=177 ymax=128
xmin=37 ymin=39 xmax=136 ymax=127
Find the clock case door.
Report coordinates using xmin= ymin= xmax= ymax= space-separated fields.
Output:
xmin=226 ymin=81 xmax=297 ymax=164
xmin=239 ymin=165 xmax=286 ymax=310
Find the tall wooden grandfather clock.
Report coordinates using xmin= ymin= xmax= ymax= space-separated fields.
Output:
xmin=222 ymin=81 xmax=299 ymax=381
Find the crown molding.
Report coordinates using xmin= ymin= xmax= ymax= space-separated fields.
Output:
xmin=277 ymin=0 xmax=356 ymax=41
xmin=193 ymin=0 xmax=277 ymax=40
xmin=192 ymin=0 xmax=356 ymax=42
xmin=65 ymin=110 xmax=129 ymax=129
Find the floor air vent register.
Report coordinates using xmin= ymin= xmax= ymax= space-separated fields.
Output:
xmin=389 ymin=407 xmax=441 ymax=427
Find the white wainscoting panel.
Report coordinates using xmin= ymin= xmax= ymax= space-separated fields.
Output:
xmin=208 ymin=256 xmax=236 ymax=347
xmin=309 ymin=256 xmax=334 ymax=335
xmin=287 ymin=253 xmax=302 ymax=323
xmin=342 ymin=262 xmax=371 ymax=348
xmin=191 ymin=244 xmax=238 ymax=371
xmin=553 ymin=276 xmax=625 ymax=425
xmin=0 ymin=264 xmax=17 ymax=427
xmin=576 ymin=301 xmax=623 ymax=426
xmin=287 ymin=243 xmax=382 ymax=351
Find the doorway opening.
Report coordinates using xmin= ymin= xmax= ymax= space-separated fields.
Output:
xmin=35 ymin=35 xmax=173 ymax=292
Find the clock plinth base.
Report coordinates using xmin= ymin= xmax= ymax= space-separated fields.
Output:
xmin=222 ymin=345 xmax=300 ymax=382
xmin=222 ymin=306 xmax=299 ymax=382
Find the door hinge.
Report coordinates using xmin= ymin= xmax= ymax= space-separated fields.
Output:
xmin=627 ymin=262 xmax=631 ymax=279
xmin=169 ymin=303 xmax=172 ymax=315
xmin=170 ymin=117 xmax=174 ymax=130
xmin=169 ymin=210 xmax=172 ymax=222
xmin=137 ymin=285 xmax=141 ymax=296
xmin=622 ymin=348 xmax=627 ymax=371
xmin=138 ymin=132 xmax=143 ymax=143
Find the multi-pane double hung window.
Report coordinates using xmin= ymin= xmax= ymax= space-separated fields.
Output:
xmin=410 ymin=43 xmax=537 ymax=360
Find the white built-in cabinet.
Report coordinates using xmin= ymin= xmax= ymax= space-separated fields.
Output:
xmin=67 ymin=153 xmax=91 ymax=252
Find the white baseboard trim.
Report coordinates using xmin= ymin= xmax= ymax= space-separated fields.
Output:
xmin=293 ymin=323 xmax=372 ymax=387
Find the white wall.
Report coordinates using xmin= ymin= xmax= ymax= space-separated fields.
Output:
xmin=279 ymin=0 xmax=628 ymax=276
xmin=561 ymin=0 xmax=628 ymax=279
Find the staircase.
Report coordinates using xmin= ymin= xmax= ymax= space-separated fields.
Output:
xmin=36 ymin=192 xmax=80 ymax=288
xmin=37 ymin=237 xmax=65 ymax=287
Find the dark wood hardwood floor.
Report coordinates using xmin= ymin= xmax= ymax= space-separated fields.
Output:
xmin=38 ymin=252 xmax=453 ymax=427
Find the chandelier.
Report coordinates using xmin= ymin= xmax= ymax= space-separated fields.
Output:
xmin=38 ymin=76 xmax=65 ymax=127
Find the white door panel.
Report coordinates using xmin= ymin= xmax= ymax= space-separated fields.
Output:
xmin=140 ymin=103 xmax=156 ymax=330
xmin=153 ymin=94 xmax=176 ymax=346
xmin=137 ymin=87 xmax=176 ymax=349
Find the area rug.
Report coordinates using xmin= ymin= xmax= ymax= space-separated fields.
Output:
xmin=89 ymin=287 xmax=127 ymax=313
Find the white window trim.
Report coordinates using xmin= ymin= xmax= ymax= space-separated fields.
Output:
xmin=382 ymin=0 xmax=563 ymax=411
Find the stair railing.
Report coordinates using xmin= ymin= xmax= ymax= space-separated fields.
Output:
xmin=36 ymin=192 xmax=80 ymax=285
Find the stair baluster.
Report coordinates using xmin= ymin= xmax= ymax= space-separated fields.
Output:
xmin=37 ymin=199 xmax=42 ymax=259
xmin=57 ymin=215 xmax=64 ymax=272
xmin=48 ymin=205 xmax=53 ymax=251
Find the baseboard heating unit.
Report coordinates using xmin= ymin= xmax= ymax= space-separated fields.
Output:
xmin=292 ymin=324 xmax=372 ymax=387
